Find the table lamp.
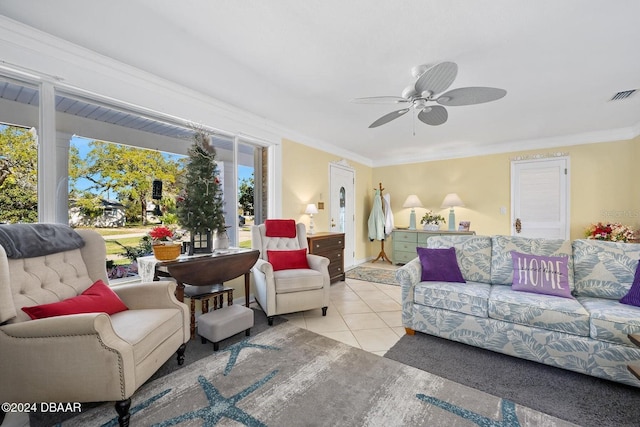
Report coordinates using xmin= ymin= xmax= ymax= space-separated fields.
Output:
xmin=402 ymin=195 xmax=423 ymax=230
xmin=441 ymin=193 xmax=465 ymax=231
xmin=305 ymin=203 xmax=319 ymax=235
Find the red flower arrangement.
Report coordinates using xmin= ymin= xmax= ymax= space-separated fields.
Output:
xmin=585 ymin=222 xmax=635 ymax=243
xmin=149 ymin=226 xmax=175 ymax=244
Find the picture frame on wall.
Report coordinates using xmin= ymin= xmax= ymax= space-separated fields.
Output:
xmin=458 ymin=221 xmax=471 ymax=232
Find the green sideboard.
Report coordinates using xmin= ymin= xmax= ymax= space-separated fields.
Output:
xmin=391 ymin=229 xmax=476 ymax=264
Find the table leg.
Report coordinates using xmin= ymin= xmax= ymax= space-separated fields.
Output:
xmin=189 ymin=298 xmax=196 ymax=339
xmin=244 ymin=272 xmax=250 ymax=307
xmin=176 ymin=281 xmax=185 ymax=303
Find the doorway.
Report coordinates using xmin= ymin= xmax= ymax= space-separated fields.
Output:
xmin=329 ymin=162 xmax=355 ymax=269
xmin=511 ymin=157 xmax=569 ymax=239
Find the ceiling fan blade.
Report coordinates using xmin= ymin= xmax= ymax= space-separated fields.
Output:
xmin=414 ymin=62 xmax=458 ymax=96
xmin=437 ymin=87 xmax=507 ymax=106
xmin=417 ymin=105 xmax=448 ymax=126
xmin=352 ymin=96 xmax=410 ymax=104
xmin=368 ymin=108 xmax=410 ymax=128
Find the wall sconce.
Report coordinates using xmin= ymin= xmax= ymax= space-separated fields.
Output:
xmin=403 ymin=195 xmax=423 ymax=230
xmin=441 ymin=193 xmax=465 ymax=231
xmin=305 ymin=203 xmax=319 ymax=235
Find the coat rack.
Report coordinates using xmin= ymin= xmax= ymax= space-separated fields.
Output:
xmin=372 ymin=182 xmax=391 ymax=264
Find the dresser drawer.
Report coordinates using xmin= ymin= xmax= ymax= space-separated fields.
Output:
xmin=392 ymin=231 xmax=418 ymax=243
xmin=393 ymin=241 xmax=417 ymax=252
xmin=394 ymin=250 xmax=417 ymax=264
xmin=309 ymin=236 xmax=344 ymax=252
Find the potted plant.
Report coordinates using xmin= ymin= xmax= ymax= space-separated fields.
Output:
xmin=149 ymin=225 xmax=181 ymax=260
xmin=420 ymin=211 xmax=446 ymax=231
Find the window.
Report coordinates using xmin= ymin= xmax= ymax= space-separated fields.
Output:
xmin=0 ymin=74 xmax=272 ymax=247
xmin=0 ymin=77 xmax=39 ymax=223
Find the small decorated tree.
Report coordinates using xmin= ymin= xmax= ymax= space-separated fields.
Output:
xmin=176 ymin=131 xmax=226 ymax=252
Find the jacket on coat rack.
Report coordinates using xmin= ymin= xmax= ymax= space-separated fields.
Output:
xmin=368 ymin=189 xmax=385 ymax=241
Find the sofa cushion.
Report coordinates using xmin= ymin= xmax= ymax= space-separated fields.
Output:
xmin=488 ymin=285 xmax=590 ymax=336
xmin=414 ymin=281 xmax=490 ymax=318
xmin=417 ymin=247 xmax=465 ymax=283
xmin=573 ymin=239 xmax=640 ymax=299
xmin=110 ymin=308 xmax=184 ymax=364
xmin=426 ymin=235 xmax=492 ymax=283
xmin=21 ymin=280 xmax=128 ymax=320
xmin=578 ymin=296 xmax=640 ymax=346
xmin=273 ymin=268 xmax=323 ymax=294
xmin=491 ymin=236 xmax=574 ymax=289
xmin=511 ymin=251 xmax=573 ymax=299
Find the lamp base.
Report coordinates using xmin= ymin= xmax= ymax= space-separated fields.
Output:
xmin=409 ymin=210 xmax=416 ymax=230
xmin=448 ymin=208 xmax=455 ymax=231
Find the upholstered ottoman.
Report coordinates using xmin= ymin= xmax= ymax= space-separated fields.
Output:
xmin=198 ymin=304 xmax=254 ymax=351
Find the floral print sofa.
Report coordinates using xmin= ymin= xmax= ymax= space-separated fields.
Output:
xmin=396 ymin=235 xmax=640 ymax=387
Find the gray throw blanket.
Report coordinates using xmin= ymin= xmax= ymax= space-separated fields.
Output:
xmin=0 ymin=223 xmax=85 ymax=259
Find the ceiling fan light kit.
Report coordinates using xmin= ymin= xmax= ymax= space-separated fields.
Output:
xmin=353 ymin=61 xmax=507 ymax=129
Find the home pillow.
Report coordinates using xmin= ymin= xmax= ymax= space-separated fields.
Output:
xmin=511 ymin=251 xmax=573 ymax=298
xmin=620 ymin=260 xmax=640 ymax=307
xmin=416 ymin=247 xmax=465 ymax=283
xmin=267 ymin=249 xmax=310 ymax=271
xmin=265 ymin=219 xmax=297 ymax=238
xmin=21 ymin=280 xmax=128 ymax=320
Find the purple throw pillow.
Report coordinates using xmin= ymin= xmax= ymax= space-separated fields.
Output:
xmin=620 ymin=260 xmax=640 ymax=307
xmin=511 ymin=251 xmax=572 ymax=298
xmin=417 ymin=247 xmax=465 ymax=283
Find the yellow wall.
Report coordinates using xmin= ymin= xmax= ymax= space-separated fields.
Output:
xmin=282 ymin=136 xmax=640 ymax=262
xmin=281 ymin=139 xmax=373 ymax=262
xmin=373 ymin=136 xmax=640 ymax=241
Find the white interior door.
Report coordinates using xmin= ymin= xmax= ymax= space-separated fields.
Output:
xmin=329 ymin=163 xmax=355 ymax=269
xmin=511 ymin=157 xmax=569 ymax=239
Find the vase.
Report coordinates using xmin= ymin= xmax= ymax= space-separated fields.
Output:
xmin=423 ymin=224 xmax=440 ymax=231
xmin=214 ymin=230 xmax=230 ymax=250
xmin=152 ymin=243 xmax=181 ymax=261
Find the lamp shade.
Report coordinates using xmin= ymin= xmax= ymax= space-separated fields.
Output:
xmin=440 ymin=193 xmax=465 ymax=208
xmin=402 ymin=195 xmax=423 ymax=209
xmin=305 ymin=203 xmax=319 ymax=214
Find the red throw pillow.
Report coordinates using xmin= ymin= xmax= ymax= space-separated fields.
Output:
xmin=267 ymin=249 xmax=310 ymax=271
xmin=265 ymin=219 xmax=297 ymax=238
xmin=21 ymin=280 xmax=128 ymax=320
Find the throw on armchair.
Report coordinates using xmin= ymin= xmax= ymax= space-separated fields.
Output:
xmin=251 ymin=220 xmax=330 ymax=325
xmin=0 ymin=224 xmax=190 ymax=427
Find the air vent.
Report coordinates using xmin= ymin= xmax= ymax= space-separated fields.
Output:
xmin=610 ymin=90 xmax=636 ymax=101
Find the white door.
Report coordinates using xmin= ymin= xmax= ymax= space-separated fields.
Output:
xmin=511 ymin=157 xmax=569 ymax=239
xmin=329 ymin=163 xmax=355 ymax=269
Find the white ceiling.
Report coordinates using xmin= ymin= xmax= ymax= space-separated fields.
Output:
xmin=1 ymin=0 xmax=640 ymax=166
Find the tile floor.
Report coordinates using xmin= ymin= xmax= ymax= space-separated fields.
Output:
xmin=278 ymin=261 xmax=404 ymax=356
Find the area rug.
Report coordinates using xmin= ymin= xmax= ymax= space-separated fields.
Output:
xmin=61 ymin=323 xmax=574 ymax=426
xmin=385 ymin=331 xmax=640 ymax=427
xmin=345 ymin=266 xmax=399 ymax=286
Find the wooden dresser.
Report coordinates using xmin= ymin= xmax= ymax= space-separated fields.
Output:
xmin=307 ymin=232 xmax=345 ymax=283
xmin=391 ymin=229 xmax=476 ymax=265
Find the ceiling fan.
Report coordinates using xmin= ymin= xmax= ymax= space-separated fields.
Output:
xmin=352 ymin=62 xmax=506 ymax=128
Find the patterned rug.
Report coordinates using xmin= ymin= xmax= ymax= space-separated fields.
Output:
xmin=62 ymin=323 xmax=574 ymax=426
xmin=345 ymin=266 xmax=399 ymax=286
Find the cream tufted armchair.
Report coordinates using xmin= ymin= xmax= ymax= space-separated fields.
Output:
xmin=0 ymin=225 xmax=189 ymax=427
xmin=251 ymin=221 xmax=330 ymax=325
